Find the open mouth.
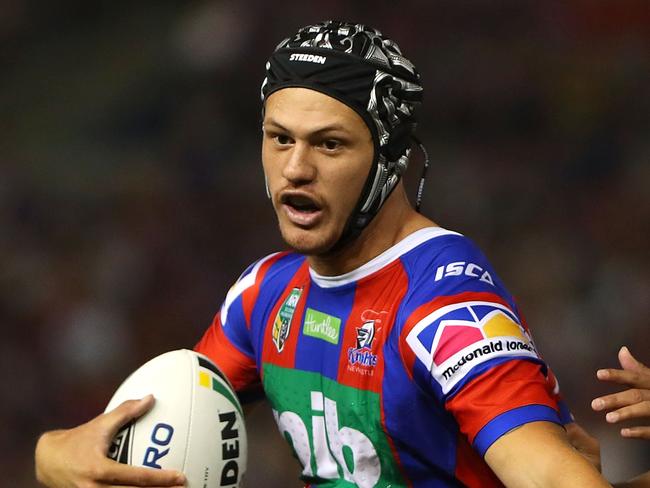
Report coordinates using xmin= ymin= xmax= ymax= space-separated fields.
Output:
xmin=280 ymin=193 xmax=323 ymax=226
xmin=281 ymin=193 xmax=321 ymax=213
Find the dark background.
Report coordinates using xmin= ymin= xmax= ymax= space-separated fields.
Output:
xmin=1 ymin=1 xmax=648 ymax=486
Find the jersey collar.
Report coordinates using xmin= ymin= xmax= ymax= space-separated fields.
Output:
xmin=309 ymin=226 xmax=461 ymax=288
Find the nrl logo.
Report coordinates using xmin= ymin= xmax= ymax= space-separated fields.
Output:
xmin=272 ymin=287 xmax=302 ymax=352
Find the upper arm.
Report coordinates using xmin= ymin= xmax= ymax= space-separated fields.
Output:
xmin=195 ymin=254 xmax=283 ymax=393
xmin=194 ymin=311 xmax=260 ymax=392
xmin=485 ymin=421 xmax=611 ymax=488
xmin=399 ymin=235 xmax=572 ymax=455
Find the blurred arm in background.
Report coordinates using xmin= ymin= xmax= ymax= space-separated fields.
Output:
xmin=592 ymin=347 xmax=650 ymax=440
xmin=593 ymin=347 xmax=650 ymax=487
xmin=569 ymin=347 xmax=650 ymax=487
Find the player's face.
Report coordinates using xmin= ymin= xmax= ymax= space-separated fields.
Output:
xmin=262 ymin=88 xmax=374 ymax=255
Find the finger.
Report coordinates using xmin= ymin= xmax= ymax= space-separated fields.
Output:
xmin=592 ymin=389 xmax=650 ymax=411
xmin=618 ymin=346 xmax=648 ymax=373
xmin=603 ymin=400 xmax=650 ymax=424
xmin=620 ymin=426 xmax=650 ymax=440
xmin=97 ymin=460 xmax=186 ymax=486
xmin=98 ymin=396 xmax=155 ymax=433
xmin=596 ymin=368 xmax=650 ymax=389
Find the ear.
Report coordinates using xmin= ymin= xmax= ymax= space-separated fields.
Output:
xmin=383 ymin=123 xmax=414 ymax=165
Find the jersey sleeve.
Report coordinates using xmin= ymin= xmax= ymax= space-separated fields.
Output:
xmin=195 ymin=311 xmax=260 ymax=394
xmin=195 ymin=253 xmax=283 ymax=395
xmin=399 ymin=235 xmax=569 ymax=456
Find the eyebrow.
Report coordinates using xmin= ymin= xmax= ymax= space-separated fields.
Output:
xmin=263 ymin=118 xmax=348 ymax=135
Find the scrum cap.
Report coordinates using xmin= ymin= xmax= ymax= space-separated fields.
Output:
xmin=261 ymin=21 xmax=423 ymax=248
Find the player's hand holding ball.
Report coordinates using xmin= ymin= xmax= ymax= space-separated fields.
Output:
xmin=35 ymin=350 xmax=247 ymax=487
xmin=35 ymin=395 xmax=186 ymax=487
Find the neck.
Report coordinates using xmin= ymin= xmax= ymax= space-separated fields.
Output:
xmin=307 ymin=184 xmax=436 ymax=276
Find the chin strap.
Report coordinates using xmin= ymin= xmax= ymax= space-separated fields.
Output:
xmin=329 ymin=136 xmax=430 ymax=254
xmin=413 ymin=135 xmax=430 ymax=213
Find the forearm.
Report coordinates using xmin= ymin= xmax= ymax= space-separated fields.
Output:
xmin=486 ymin=421 xmax=612 ymax=488
xmin=526 ymin=445 xmax=610 ymax=488
xmin=495 ymin=445 xmax=610 ymax=487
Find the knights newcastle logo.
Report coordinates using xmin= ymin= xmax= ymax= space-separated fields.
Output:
xmin=356 ymin=320 xmax=375 ymax=349
xmin=272 ymin=287 xmax=302 ymax=352
xmin=347 ymin=310 xmax=386 ymax=369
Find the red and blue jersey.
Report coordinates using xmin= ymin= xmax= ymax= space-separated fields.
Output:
xmin=196 ymin=227 xmax=571 ymax=487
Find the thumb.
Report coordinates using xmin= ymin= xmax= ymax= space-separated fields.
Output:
xmin=618 ymin=346 xmax=646 ymax=372
xmin=98 ymin=395 xmax=155 ymax=436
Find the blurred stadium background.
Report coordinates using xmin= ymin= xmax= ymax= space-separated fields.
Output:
xmin=1 ymin=1 xmax=648 ymax=486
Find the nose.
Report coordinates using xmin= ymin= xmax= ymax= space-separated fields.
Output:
xmin=282 ymin=142 xmax=316 ymax=185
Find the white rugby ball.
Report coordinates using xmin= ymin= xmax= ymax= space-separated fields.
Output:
xmin=105 ymin=349 xmax=247 ymax=488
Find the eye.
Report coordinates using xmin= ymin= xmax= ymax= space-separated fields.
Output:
xmin=322 ymin=139 xmax=341 ymax=151
xmin=275 ymin=134 xmax=293 ymax=145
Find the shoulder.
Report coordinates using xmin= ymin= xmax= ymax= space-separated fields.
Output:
xmin=397 ymin=228 xmax=517 ymax=330
xmin=237 ymin=251 xmax=305 ymax=286
xmin=220 ymin=251 xmax=305 ymax=325
xmin=400 ymin=228 xmax=485 ymax=267
xmin=395 ymin=232 xmax=540 ymax=397
xmin=399 ymin=228 xmax=502 ymax=292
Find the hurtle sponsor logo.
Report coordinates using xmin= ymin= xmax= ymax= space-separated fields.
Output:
xmin=272 ymin=287 xmax=302 ymax=352
xmin=303 ymin=308 xmax=341 ymax=345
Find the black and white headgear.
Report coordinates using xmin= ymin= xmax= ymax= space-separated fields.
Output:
xmin=261 ymin=20 xmax=423 ymax=249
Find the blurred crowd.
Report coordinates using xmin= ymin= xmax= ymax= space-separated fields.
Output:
xmin=1 ymin=1 xmax=648 ymax=486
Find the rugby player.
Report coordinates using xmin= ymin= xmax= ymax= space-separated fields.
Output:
xmin=36 ymin=21 xmax=636 ymax=487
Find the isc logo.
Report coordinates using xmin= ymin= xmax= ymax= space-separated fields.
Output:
xmin=434 ymin=261 xmax=494 ymax=285
xmin=273 ymin=392 xmax=380 ymax=488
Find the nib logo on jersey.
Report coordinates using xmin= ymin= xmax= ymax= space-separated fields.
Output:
xmin=406 ymin=301 xmax=539 ymax=394
xmin=347 ymin=310 xmax=385 ymax=371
